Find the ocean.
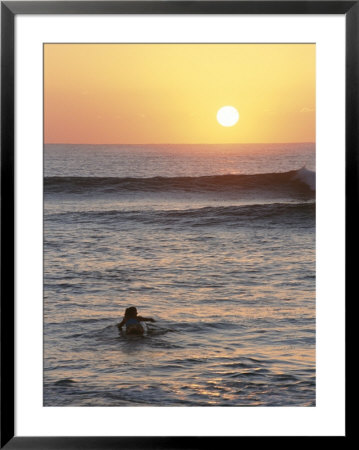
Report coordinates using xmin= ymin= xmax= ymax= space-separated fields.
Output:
xmin=44 ymin=143 xmax=315 ymax=407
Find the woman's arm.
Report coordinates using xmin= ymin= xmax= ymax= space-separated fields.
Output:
xmin=118 ymin=317 xmax=127 ymax=328
xmin=138 ymin=316 xmax=155 ymax=323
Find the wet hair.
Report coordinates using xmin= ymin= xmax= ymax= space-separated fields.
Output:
xmin=125 ymin=306 xmax=137 ymax=318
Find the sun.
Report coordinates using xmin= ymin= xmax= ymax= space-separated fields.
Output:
xmin=217 ymin=106 xmax=239 ymax=127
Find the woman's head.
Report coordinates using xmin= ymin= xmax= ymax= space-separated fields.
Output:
xmin=125 ymin=306 xmax=137 ymax=318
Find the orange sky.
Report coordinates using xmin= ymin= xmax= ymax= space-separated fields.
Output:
xmin=44 ymin=44 xmax=315 ymax=144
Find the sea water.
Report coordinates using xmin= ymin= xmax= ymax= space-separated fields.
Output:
xmin=44 ymin=143 xmax=315 ymax=406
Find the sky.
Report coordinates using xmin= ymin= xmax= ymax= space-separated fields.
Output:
xmin=44 ymin=43 xmax=315 ymax=144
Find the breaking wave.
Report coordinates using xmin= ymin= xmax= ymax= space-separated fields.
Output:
xmin=45 ymin=168 xmax=315 ymax=195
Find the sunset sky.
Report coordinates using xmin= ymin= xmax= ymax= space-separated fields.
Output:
xmin=44 ymin=44 xmax=315 ymax=144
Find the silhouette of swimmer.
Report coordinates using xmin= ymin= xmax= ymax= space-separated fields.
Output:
xmin=118 ymin=306 xmax=155 ymax=335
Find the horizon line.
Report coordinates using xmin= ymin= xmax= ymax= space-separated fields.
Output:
xmin=44 ymin=141 xmax=316 ymax=146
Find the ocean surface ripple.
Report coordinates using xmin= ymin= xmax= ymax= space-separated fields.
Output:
xmin=44 ymin=143 xmax=316 ymax=407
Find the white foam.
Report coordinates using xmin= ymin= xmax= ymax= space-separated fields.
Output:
xmin=295 ymin=166 xmax=316 ymax=191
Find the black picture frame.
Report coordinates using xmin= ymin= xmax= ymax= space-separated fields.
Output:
xmin=1 ymin=1 xmax=355 ymax=447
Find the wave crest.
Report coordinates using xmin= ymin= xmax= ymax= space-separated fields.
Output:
xmin=45 ymin=168 xmax=316 ymax=195
xmin=47 ymin=202 xmax=315 ymax=228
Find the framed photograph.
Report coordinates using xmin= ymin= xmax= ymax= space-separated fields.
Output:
xmin=1 ymin=1 xmax=354 ymax=447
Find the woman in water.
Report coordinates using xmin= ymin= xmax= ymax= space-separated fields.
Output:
xmin=118 ymin=306 xmax=155 ymax=335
